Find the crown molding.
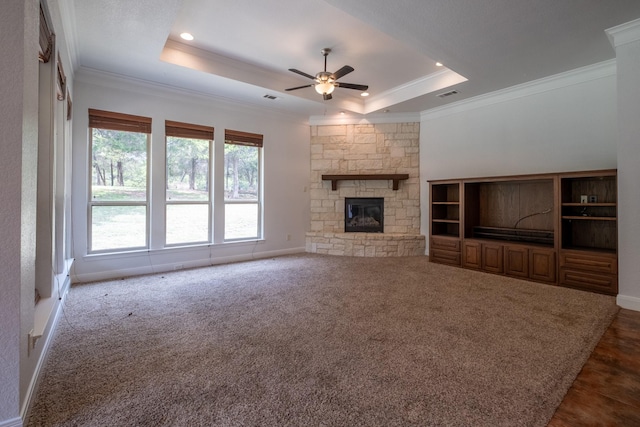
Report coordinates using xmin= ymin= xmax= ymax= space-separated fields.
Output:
xmin=606 ymin=18 xmax=640 ymax=48
xmin=52 ymin=0 xmax=80 ymax=74
xmin=74 ymin=67 xmax=310 ymax=124
xmin=420 ymin=59 xmax=616 ymax=121
xmin=362 ymin=69 xmax=467 ymax=114
xmin=309 ymin=112 xmax=420 ymax=126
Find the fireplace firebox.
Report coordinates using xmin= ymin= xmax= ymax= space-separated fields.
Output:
xmin=345 ymin=198 xmax=383 ymax=233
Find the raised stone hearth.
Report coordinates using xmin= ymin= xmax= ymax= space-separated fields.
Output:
xmin=307 ymin=123 xmax=425 ymax=257
xmin=306 ymin=232 xmax=425 ymax=257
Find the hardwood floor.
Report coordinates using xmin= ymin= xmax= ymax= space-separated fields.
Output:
xmin=548 ymin=308 xmax=640 ymax=426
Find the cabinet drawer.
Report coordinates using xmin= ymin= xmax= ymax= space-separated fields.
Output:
xmin=559 ymin=269 xmax=617 ymax=294
xmin=430 ymin=249 xmax=461 ymax=266
xmin=431 ymin=237 xmax=461 ymax=252
xmin=560 ymin=252 xmax=617 ymax=275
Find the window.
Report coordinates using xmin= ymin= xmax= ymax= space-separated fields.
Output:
xmin=224 ymin=129 xmax=263 ymax=240
xmin=165 ymin=120 xmax=213 ymax=245
xmin=88 ymin=109 xmax=151 ymax=252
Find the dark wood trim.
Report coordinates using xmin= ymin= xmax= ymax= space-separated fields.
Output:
xmin=322 ymin=174 xmax=409 ymax=191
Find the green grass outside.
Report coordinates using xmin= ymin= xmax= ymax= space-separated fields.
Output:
xmin=91 ymin=199 xmax=258 ymax=251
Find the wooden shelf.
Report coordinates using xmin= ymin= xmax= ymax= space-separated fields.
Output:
xmin=432 ymin=219 xmax=459 ymax=224
xmin=562 ymin=216 xmax=617 ymax=221
xmin=562 ymin=202 xmax=616 ymax=207
xmin=322 ymin=174 xmax=409 ymax=191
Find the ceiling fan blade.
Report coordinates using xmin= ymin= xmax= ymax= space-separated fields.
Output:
xmin=336 ymin=82 xmax=369 ymax=91
xmin=288 ymin=68 xmax=316 ymax=80
xmin=332 ymin=65 xmax=354 ymax=80
xmin=285 ymin=84 xmax=314 ymax=91
xmin=323 ymin=93 xmax=332 ymax=101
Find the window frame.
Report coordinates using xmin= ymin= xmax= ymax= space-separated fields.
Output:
xmin=87 ymin=109 xmax=151 ymax=254
xmin=164 ymin=120 xmax=214 ymax=247
xmin=223 ymin=129 xmax=264 ymax=242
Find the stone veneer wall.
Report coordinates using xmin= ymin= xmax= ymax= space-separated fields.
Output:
xmin=306 ymin=122 xmax=425 ymax=257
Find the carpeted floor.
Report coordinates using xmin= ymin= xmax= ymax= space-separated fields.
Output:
xmin=28 ymin=254 xmax=618 ymax=426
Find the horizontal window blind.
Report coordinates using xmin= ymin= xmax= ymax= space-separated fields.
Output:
xmin=89 ymin=109 xmax=152 ymax=133
xmin=56 ymin=53 xmax=66 ymax=101
xmin=225 ymin=129 xmax=263 ymax=147
xmin=39 ymin=4 xmax=54 ymax=63
xmin=165 ymin=120 xmax=214 ymax=140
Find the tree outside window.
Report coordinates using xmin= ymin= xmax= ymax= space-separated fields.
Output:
xmin=166 ymin=133 xmax=211 ymax=245
xmin=89 ymin=116 xmax=149 ymax=252
xmin=224 ymin=130 xmax=263 ymax=240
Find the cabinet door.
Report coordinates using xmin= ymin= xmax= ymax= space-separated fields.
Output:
xmin=504 ymin=246 xmax=529 ymax=278
xmin=482 ymin=243 xmax=504 ymax=273
xmin=463 ymin=241 xmax=482 ymax=269
xmin=530 ymin=249 xmax=556 ymax=283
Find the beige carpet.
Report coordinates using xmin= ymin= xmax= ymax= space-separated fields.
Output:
xmin=28 ymin=254 xmax=618 ymax=426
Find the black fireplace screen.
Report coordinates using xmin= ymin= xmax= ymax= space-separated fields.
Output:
xmin=345 ymin=197 xmax=383 ymax=233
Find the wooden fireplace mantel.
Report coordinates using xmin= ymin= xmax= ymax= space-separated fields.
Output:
xmin=322 ymin=174 xmax=409 ymax=191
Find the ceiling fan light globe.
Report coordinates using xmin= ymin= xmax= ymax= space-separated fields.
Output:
xmin=315 ymin=82 xmax=335 ymax=95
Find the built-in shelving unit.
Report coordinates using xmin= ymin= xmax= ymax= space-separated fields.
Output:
xmin=559 ymin=170 xmax=617 ymax=294
xmin=429 ymin=181 xmax=461 ymax=266
xmin=429 ymin=170 xmax=617 ymax=295
xmin=430 ymin=181 xmax=460 ymax=237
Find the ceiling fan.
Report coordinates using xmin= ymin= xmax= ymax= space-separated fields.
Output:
xmin=285 ymin=48 xmax=369 ymax=100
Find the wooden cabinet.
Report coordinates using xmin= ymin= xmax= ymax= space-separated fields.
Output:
xmin=429 ymin=181 xmax=462 ymax=266
xmin=559 ymin=250 xmax=617 ymax=294
xmin=504 ymin=245 xmax=529 ymax=278
xmin=430 ymin=236 xmax=461 ymax=266
xmin=529 ymin=248 xmax=556 ymax=283
xmin=429 ymin=169 xmax=616 ymax=295
xmin=559 ymin=171 xmax=617 ymax=294
xmin=430 ymin=181 xmax=460 ymax=238
xmin=482 ymin=243 xmax=504 ymax=273
xmin=462 ymin=241 xmax=481 ymax=269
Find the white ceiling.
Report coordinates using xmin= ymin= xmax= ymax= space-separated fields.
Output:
xmin=62 ymin=0 xmax=640 ymax=119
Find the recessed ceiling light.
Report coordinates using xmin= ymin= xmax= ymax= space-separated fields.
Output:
xmin=435 ymin=62 xmax=443 ymax=67
xmin=361 ymin=92 xmax=369 ymax=97
xmin=340 ymin=111 xmax=345 ymax=115
xmin=180 ymin=32 xmax=194 ymax=41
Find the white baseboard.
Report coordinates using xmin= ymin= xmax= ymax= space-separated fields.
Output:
xmin=0 ymin=417 xmax=22 ymax=427
xmin=617 ymin=294 xmax=640 ymax=312
xmin=72 ymin=247 xmax=306 ymax=283
xmin=20 ymin=263 xmax=73 ymax=424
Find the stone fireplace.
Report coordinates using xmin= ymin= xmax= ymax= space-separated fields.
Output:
xmin=306 ymin=122 xmax=426 ymax=257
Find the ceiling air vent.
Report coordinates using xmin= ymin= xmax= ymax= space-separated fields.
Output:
xmin=437 ymin=90 xmax=459 ymax=99
xmin=263 ymin=94 xmax=279 ymax=100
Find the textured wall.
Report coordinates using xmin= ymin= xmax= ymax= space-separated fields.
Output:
xmin=610 ymin=20 xmax=640 ymax=307
xmin=0 ymin=0 xmax=39 ymax=423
